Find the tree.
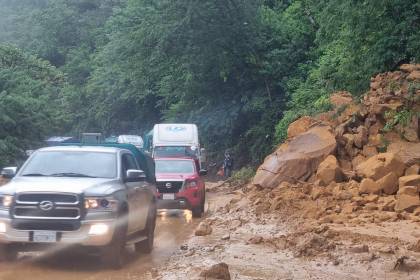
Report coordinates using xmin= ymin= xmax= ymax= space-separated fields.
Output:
xmin=0 ymin=45 xmax=66 ymax=166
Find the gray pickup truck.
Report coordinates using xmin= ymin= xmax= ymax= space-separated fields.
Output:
xmin=0 ymin=145 xmax=157 ymax=268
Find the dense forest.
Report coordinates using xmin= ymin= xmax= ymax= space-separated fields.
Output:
xmin=0 ymin=0 xmax=419 ymax=167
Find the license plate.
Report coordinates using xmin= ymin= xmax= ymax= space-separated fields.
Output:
xmin=33 ymin=231 xmax=57 ymax=243
xmin=162 ymin=193 xmax=175 ymax=200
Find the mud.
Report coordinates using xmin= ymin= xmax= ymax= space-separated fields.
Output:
xmin=156 ymin=182 xmax=420 ymax=280
xmin=1 ymin=182 xmax=419 ymax=279
xmin=0 ymin=209 xmax=200 ymax=280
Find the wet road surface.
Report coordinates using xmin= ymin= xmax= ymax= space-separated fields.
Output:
xmin=0 ymin=210 xmax=200 ymax=280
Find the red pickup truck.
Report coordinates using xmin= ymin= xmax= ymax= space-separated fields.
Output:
xmin=154 ymin=158 xmax=206 ymax=217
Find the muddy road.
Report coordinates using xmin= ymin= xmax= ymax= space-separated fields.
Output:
xmin=0 ymin=209 xmax=200 ymax=280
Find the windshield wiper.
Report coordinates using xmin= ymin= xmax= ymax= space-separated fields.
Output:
xmin=49 ymin=173 xmax=97 ymax=178
xmin=22 ymin=173 xmax=48 ymax=177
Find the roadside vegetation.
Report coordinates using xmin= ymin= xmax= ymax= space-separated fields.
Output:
xmin=0 ymin=0 xmax=419 ymax=166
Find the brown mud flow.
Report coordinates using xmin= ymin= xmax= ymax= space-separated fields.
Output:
xmin=0 ymin=209 xmax=200 ymax=280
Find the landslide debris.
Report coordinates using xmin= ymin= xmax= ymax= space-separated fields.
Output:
xmin=249 ymin=64 xmax=420 ymax=255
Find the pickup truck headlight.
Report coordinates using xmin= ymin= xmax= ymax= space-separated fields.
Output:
xmin=0 ymin=195 xmax=13 ymax=208
xmin=84 ymin=197 xmax=118 ymax=211
xmin=185 ymin=180 xmax=198 ymax=189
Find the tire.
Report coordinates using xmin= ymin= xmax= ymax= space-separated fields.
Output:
xmin=192 ymin=193 xmax=205 ymax=218
xmin=101 ymin=211 xmax=128 ymax=269
xmin=135 ymin=203 xmax=156 ymax=254
xmin=0 ymin=244 xmax=18 ymax=262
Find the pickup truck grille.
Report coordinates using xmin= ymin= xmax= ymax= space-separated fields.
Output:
xmin=12 ymin=220 xmax=81 ymax=231
xmin=156 ymin=181 xmax=183 ymax=193
xmin=13 ymin=192 xmax=81 ymax=220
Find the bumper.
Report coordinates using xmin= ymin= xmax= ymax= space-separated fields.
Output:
xmin=0 ymin=218 xmax=116 ymax=247
xmin=157 ymin=188 xmax=203 ymax=210
xmin=157 ymin=198 xmax=190 ymax=210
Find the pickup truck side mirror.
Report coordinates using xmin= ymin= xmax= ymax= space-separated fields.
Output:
xmin=1 ymin=167 xmax=17 ymax=179
xmin=125 ymin=169 xmax=146 ymax=182
xmin=199 ymin=169 xmax=208 ymax=176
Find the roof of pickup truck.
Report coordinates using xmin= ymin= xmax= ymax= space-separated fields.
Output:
xmin=38 ymin=146 xmax=122 ymax=153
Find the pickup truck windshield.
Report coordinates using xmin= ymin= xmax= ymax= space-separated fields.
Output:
xmin=20 ymin=151 xmax=117 ymax=178
xmin=155 ymin=160 xmax=195 ymax=174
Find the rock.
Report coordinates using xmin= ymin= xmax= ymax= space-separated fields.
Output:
xmin=355 ymin=153 xmax=405 ymax=180
xmin=376 ymin=172 xmax=399 ymax=195
xmin=368 ymin=122 xmax=383 ymax=136
xmin=287 ymin=116 xmax=318 ymax=139
xmin=180 ymin=244 xmax=188 ymax=250
xmin=316 ymin=155 xmax=344 ymax=186
xmin=253 ymin=126 xmax=336 ymax=188
xmin=349 ymin=244 xmax=369 ymax=253
xmin=354 ymin=126 xmax=368 ymax=148
xmin=403 ymin=127 xmax=419 ymax=142
xmin=405 ymin=164 xmax=420 ymax=176
xmin=364 ymin=194 xmax=379 ymax=203
xmin=395 ymin=186 xmax=420 ymax=212
xmin=248 ymin=236 xmax=264 ymax=244
xmin=362 ymin=145 xmax=378 ymax=158
xmin=398 ymin=185 xmax=418 ymax=196
xmin=352 ymin=155 xmax=366 ymax=170
xmin=407 ymin=71 xmax=420 ymax=80
xmin=368 ymin=134 xmax=382 ymax=147
xmin=398 ymin=175 xmax=420 ymax=189
xmin=342 ymin=204 xmax=355 ymax=214
xmin=339 ymin=159 xmax=352 ymax=171
xmin=200 ymin=263 xmax=231 ymax=280
xmin=400 ymin=64 xmax=420 ymax=72
xmin=330 ymin=91 xmax=353 ymax=108
xmin=195 ymin=221 xmax=213 ymax=236
xmin=388 ymin=142 xmax=420 ymax=166
xmin=359 ymin=178 xmax=381 ymax=194
xmin=229 ymin=219 xmax=242 ymax=229
xmin=221 ymin=234 xmax=230 ymax=241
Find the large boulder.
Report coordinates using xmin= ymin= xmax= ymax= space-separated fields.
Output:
xmin=405 ymin=164 xmax=420 ymax=176
xmin=376 ymin=172 xmax=399 ymax=195
xmin=253 ymin=126 xmax=336 ymax=188
xmin=287 ymin=116 xmax=318 ymax=139
xmin=316 ymin=155 xmax=344 ymax=186
xmin=395 ymin=186 xmax=420 ymax=212
xmin=387 ymin=142 xmax=420 ymax=166
xmin=399 ymin=175 xmax=420 ymax=189
xmin=355 ymin=153 xmax=405 ymax=180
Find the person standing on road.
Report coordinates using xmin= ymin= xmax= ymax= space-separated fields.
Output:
xmin=223 ymin=150 xmax=234 ymax=179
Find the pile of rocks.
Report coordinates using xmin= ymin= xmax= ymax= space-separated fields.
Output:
xmin=251 ymin=64 xmax=420 ymax=219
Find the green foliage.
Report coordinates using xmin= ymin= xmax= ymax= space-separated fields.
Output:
xmin=0 ymin=0 xmax=419 ymax=168
xmin=383 ymin=109 xmax=419 ymax=133
xmin=229 ymin=166 xmax=256 ymax=186
xmin=0 ymin=44 xmax=66 ymax=167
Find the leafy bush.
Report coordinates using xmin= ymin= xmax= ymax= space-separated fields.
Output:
xmin=229 ymin=166 xmax=256 ymax=186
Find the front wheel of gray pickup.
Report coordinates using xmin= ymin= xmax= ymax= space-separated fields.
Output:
xmin=0 ymin=244 xmax=18 ymax=262
xmin=135 ymin=203 xmax=156 ymax=254
xmin=101 ymin=214 xmax=128 ymax=269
